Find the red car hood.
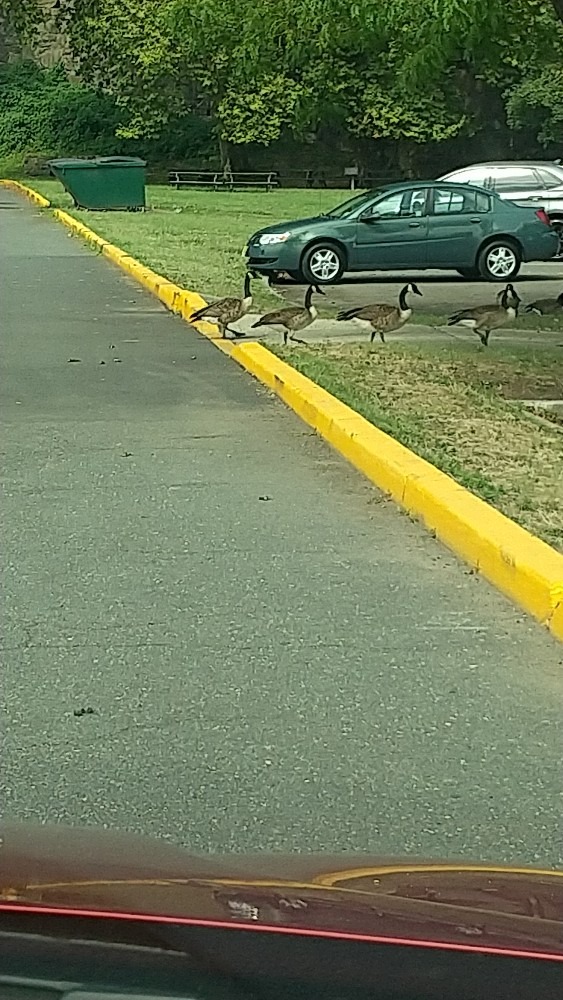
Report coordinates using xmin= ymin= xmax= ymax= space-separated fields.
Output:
xmin=0 ymin=823 xmax=562 ymax=958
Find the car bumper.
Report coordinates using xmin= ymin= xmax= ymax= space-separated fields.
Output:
xmin=522 ymin=229 xmax=559 ymax=262
xmin=245 ymin=241 xmax=302 ymax=272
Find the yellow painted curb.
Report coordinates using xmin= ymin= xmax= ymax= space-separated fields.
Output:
xmin=4 ymin=178 xmax=563 ymax=641
xmin=0 ymin=178 xmax=51 ymax=208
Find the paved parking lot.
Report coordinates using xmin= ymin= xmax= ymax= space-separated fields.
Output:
xmin=278 ymin=262 xmax=563 ymax=315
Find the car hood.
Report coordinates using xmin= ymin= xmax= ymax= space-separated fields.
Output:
xmin=251 ymin=215 xmax=336 ymax=238
xmin=0 ymin=823 xmax=562 ymax=957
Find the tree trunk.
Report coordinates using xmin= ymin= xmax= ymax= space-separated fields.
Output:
xmin=550 ymin=0 xmax=563 ymax=22
xmin=396 ymin=141 xmax=417 ymax=179
xmin=218 ymin=135 xmax=231 ymax=170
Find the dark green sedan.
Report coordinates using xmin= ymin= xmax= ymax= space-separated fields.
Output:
xmin=245 ymin=181 xmax=558 ymax=284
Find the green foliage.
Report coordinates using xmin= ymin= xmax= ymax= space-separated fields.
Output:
xmin=217 ymin=76 xmax=305 ymax=145
xmin=0 ymin=62 xmax=121 ymax=158
xmin=507 ymin=66 xmax=563 ymax=145
xmin=0 ymin=0 xmax=41 ymax=46
xmin=349 ymin=86 xmax=466 ymax=144
xmin=55 ymin=0 xmax=180 ymax=136
xmin=38 ymin=0 xmax=563 ymax=156
xmin=0 ymin=61 xmax=216 ymax=168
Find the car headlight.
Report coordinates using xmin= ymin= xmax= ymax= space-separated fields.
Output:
xmin=258 ymin=232 xmax=292 ymax=245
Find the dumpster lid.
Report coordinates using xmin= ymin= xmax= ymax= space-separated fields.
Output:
xmin=48 ymin=156 xmax=146 ymax=168
xmin=94 ymin=156 xmax=146 ymax=165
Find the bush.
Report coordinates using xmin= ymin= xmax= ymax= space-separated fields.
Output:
xmin=0 ymin=62 xmax=120 ymax=159
xmin=0 ymin=61 xmax=216 ymax=172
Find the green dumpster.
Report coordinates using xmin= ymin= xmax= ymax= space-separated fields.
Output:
xmin=48 ymin=156 xmax=146 ymax=211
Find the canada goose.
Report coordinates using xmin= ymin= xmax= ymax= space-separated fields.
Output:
xmin=524 ymin=291 xmax=563 ymax=316
xmin=189 ymin=271 xmax=256 ymax=338
xmin=251 ymin=284 xmax=325 ymax=344
xmin=448 ymin=283 xmax=521 ymax=346
xmin=336 ymin=283 xmax=423 ymax=343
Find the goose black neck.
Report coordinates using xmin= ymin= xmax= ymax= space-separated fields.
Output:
xmin=305 ymin=285 xmax=314 ymax=308
xmin=399 ymin=285 xmax=409 ymax=310
xmin=244 ymin=273 xmax=252 ymax=297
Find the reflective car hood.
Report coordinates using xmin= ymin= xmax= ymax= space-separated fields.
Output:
xmin=0 ymin=823 xmax=562 ymax=957
xmin=250 ymin=215 xmax=337 ymax=238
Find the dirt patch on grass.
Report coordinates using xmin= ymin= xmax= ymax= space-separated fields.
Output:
xmin=465 ymin=360 xmax=563 ymax=400
xmin=275 ymin=342 xmax=563 ymax=551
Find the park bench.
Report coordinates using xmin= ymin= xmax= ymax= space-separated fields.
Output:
xmin=168 ymin=170 xmax=279 ymax=191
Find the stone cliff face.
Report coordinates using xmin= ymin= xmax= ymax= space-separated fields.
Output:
xmin=31 ymin=0 xmax=68 ymax=68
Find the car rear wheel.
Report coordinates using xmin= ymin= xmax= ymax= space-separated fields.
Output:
xmin=477 ymin=241 xmax=521 ymax=281
xmin=301 ymin=243 xmax=345 ymax=284
xmin=550 ymin=219 xmax=563 ymax=257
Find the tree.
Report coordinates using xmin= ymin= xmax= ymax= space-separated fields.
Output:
xmin=50 ymin=0 xmax=563 ymax=165
xmin=378 ymin=0 xmax=563 ymax=152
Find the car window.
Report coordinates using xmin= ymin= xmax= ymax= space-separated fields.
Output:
xmin=369 ymin=188 xmax=428 ymax=218
xmin=535 ymin=167 xmax=563 ymax=189
xmin=490 ymin=168 xmax=540 ymax=192
xmin=443 ymin=169 xmax=482 ymax=185
xmin=431 ymin=187 xmax=491 ymax=214
xmin=326 ymin=189 xmax=386 ymax=219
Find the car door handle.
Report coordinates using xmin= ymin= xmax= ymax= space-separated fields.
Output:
xmin=408 ymin=221 xmax=422 ymax=228
xmin=469 ymin=217 xmax=481 ymax=223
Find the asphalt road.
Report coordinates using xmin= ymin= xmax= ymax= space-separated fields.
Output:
xmin=2 ymin=189 xmax=562 ymax=867
xmin=279 ymin=262 xmax=563 ymax=314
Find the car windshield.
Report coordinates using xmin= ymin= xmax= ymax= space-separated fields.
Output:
xmin=325 ymin=188 xmax=386 ymax=218
xmin=3 ymin=0 xmax=563 ymax=984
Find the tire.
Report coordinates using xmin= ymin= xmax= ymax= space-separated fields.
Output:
xmin=551 ymin=219 xmax=563 ymax=257
xmin=301 ymin=242 xmax=345 ymax=284
xmin=456 ymin=267 xmax=480 ymax=280
xmin=477 ymin=240 xmax=521 ymax=282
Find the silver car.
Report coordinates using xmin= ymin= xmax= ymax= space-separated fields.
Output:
xmin=439 ymin=160 xmax=563 ymax=251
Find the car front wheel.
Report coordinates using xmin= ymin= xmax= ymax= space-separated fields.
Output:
xmin=301 ymin=243 xmax=345 ymax=284
xmin=477 ymin=241 xmax=521 ymax=281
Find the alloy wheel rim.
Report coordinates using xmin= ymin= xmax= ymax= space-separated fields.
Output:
xmin=487 ymin=246 xmax=516 ymax=277
xmin=310 ymin=248 xmax=340 ymax=281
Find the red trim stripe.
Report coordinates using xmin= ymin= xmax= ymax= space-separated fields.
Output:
xmin=0 ymin=902 xmax=561 ymax=963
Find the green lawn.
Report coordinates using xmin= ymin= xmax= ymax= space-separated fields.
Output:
xmin=273 ymin=341 xmax=563 ymax=551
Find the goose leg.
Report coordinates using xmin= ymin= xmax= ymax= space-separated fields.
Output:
xmin=283 ymin=329 xmax=288 ymax=345
xmin=379 ymin=331 xmax=386 ymax=344
xmin=289 ymin=333 xmax=307 ymax=345
xmin=226 ymin=325 xmax=245 ymax=339
xmin=370 ymin=329 xmax=376 ymax=343
xmin=478 ymin=329 xmax=490 ymax=347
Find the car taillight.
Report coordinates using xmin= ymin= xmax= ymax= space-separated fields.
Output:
xmin=535 ymin=208 xmax=551 ymax=226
